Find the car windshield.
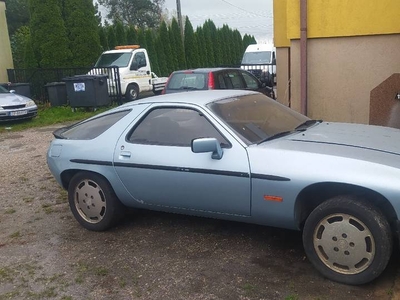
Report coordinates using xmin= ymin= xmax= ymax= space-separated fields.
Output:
xmin=95 ymin=53 xmax=132 ymax=67
xmin=208 ymin=94 xmax=310 ymax=145
xmin=241 ymin=51 xmax=272 ymax=65
xmin=167 ymin=73 xmax=207 ymax=91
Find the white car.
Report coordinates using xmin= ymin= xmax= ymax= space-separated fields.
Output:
xmin=0 ymin=85 xmax=38 ymax=121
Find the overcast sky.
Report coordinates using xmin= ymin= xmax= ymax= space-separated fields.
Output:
xmin=164 ymin=0 xmax=274 ymax=43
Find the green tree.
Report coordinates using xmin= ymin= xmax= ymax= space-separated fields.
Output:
xmin=159 ymin=21 xmax=173 ymax=73
xmin=195 ymin=26 xmax=207 ymax=67
xmin=115 ymin=20 xmax=126 ymax=45
xmin=126 ymin=25 xmax=138 ymax=45
xmin=242 ymin=34 xmax=257 ymax=54
xmin=233 ymin=29 xmax=243 ymax=65
xmin=99 ymin=26 xmax=109 ymax=51
xmin=5 ymin=0 xmax=30 ymax=36
xmin=145 ymin=29 xmax=160 ymax=75
xmin=63 ymin=0 xmax=101 ymax=66
xmin=183 ymin=17 xmax=199 ymax=69
xmin=155 ymin=36 xmax=167 ymax=76
xmin=10 ymin=25 xmax=30 ymax=68
xmin=107 ymin=25 xmax=117 ymax=49
xmin=97 ymin=0 xmax=164 ymax=28
xmin=137 ymin=28 xmax=147 ymax=49
xmin=28 ymin=0 xmax=71 ymax=67
xmin=203 ymin=20 xmax=214 ymax=67
xmin=23 ymin=33 xmax=38 ymax=68
xmin=170 ymin=18 xmax=186 ymax=69
xmin=168 ymin=23 xmax=178 ymax=71
xmin=206 ymin=20 xmax=220 ymax=66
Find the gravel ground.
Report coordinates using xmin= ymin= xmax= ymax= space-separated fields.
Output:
xmin=1 ymin=125 xmax=400 ymax=300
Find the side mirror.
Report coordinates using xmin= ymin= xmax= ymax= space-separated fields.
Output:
xmin=9 ymin=89 xmax=16 ymax=93
xmin=130 ymin=62 xmax=139 ymax=71
xmin=191 ymin=137 xmax=223 ymax=160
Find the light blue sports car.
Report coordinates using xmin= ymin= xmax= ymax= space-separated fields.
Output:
xmin=47 ymin=90 xmax=400 ymax=285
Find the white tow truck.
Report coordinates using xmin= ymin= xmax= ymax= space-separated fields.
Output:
xmin=94 ymin=45 xmax=168 ymax=101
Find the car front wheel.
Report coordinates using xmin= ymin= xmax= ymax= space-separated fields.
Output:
xmin=126 ymin=84 xmax=139 ymax=101
xmin=68 ymin=172 xmax=124 ymax=231
xmin=303 ymin=195 xmax=392 ymax=285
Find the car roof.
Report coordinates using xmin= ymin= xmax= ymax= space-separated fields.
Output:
xmin=117 ymin=90 xmax=259 ymax=110
xmin=171 ymin=67 xmax=242 ymax=74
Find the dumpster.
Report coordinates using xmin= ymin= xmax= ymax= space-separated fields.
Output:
xmin=0 ymin=82 xmax=31 ymax=98
xmin=45 ymin=82 xmax=67 ymax=107
xmin=63 ymin=75 xmax=109 ymax=108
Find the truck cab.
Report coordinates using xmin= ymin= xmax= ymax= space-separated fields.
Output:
xmin=241 ymin=44 xmax=276 ymax=87
xmin=94 ymin=45 xmax=167 ymax=101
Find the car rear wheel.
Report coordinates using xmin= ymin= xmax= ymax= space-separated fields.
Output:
xmin=126 ymin=84 xmax=139 ymax=101
xmin=68 ymin=172 xmax=125 ymax=231
xmin=302 ymin=195 xmax=392 ymax=285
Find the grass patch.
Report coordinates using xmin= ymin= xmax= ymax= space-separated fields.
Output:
xmin=23 ymin=197 xmax=34 ymax=203
xmin=9 ymin=231 xmax=21 ymax=238
xmin=0 ymin=104 xmax=114 ymax=133
xmin=42 ymin=203 xmax=54 ymax=214
xmin=4 ymin=208 xmax=16 ymax=214
xmin=95 ymin=267 xmax=109 ymax=276
xmin=285 ymin=295 xmax=299 ymax=300
xmin=0 ymin=267 xmax=15 ymax=282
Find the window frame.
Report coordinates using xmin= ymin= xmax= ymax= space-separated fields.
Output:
xmin=126 ymin=105 xmax=232 ymax=148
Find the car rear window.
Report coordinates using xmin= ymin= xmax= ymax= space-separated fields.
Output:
xmin=167 ymin=73 xmax=207 ymax=91
xmin=54 ymin=110 xmax=131 ymax=140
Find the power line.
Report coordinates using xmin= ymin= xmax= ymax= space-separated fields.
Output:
xmin=219 ymin=0 xmax=269 ymax=18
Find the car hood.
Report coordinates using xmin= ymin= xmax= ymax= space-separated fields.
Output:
xmin=289 ymin=122 xmax=400 ymax=156
xmin=0 ymin=93 xmax=31 ymax=105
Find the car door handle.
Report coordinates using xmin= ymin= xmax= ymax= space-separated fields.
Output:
xmin=119 ymin=151 xmax=131 ymax=158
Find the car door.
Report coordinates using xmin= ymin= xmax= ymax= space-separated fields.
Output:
xmin=130 ymin=50 xmax=152 ymax=91
xmin=113 ymin=104 xmax=251 ymax=216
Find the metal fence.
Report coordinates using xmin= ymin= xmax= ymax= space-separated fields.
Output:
xmin=7 ymin=67 xmax=122 ymax=104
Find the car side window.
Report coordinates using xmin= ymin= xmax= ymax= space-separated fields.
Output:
xmin=222 ymin=71 xmax=244 ymax=89
xmin=133 ymin=52 xmax=147 ymax=68
xmin=241 ymin=71 xmax=259 ymax=90
xmin=128 ymin=107 xmax=230 ymax=147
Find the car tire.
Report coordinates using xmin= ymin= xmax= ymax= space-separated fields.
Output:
xmin=68 ymin=171 xmax=125 ymax=231
xmin=302 ymin=195 xmax=392 ymax=285
xmin=126 ymin=84 xmax=139 ymax=101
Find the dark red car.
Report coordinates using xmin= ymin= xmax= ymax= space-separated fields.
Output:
xmin=162 ymin=68 xmax=275 ymax=99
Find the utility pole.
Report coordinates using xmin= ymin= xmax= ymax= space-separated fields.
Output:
xmin=176 ymin=0 xmax=184 ymax=41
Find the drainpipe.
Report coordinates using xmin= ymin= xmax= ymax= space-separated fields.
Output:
xmin=300 ymin=0 xmax=308 ymax=115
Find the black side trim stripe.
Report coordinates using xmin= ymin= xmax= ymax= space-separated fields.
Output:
xmin=70 ymin=159 xmax=289 ymax=181
xmin=114 ymin=162 xmax=249 ymax=178
xmin=251 ymin=173 xmax=291 ymax=181
xmin=70 ymin=159 xmax=113 ymax=166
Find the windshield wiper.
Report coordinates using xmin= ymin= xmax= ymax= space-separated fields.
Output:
xmin=295 ymin=119 xmax=322 ymax=130
xmin=257 ymin=131 xmax=294 ymax=144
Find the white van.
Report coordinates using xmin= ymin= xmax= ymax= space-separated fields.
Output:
xmin=241 ymin=44 xmax=276 ymax=87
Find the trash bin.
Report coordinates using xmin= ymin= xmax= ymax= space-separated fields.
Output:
xmin=45 ymin=82 xmax=67 ymax=107
xmin=63 ymin=75 xmax=110 ymax=108
xmin=0 ymin=82 xmax=32 ymax=98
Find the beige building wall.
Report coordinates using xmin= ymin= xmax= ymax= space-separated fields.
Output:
xmin=276 ymin=47 xmax=290 ymax=107
xmin=289 ymin=34 xmax=400 ymax=123
xmin=0 ymin=1 xmax=13 ymax=82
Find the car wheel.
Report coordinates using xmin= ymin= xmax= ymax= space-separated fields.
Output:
xmin=126 ymin=84 xmax=139 ymax=101
xmin=68 ymin=171 xmax=125 ymax=231
xmin=302 ymin=195 xmax=392 ymax=285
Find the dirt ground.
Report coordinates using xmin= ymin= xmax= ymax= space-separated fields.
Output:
xmin=1 ymin=125 xmax=400 ymax=300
